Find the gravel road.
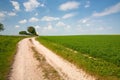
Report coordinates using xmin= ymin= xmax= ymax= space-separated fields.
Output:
xmin=9 ymin=38 xmax=95 ymax=80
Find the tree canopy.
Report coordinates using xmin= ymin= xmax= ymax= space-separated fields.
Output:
xmin=27 ymin=26 xmax=38 ymax=35
xmin=0 ymin=23 xmax=4 ymax=32
xmin=19 ymin=31 xmax=29 ymax=35
xmin=19 ymin=26 xmax=38 ymax=36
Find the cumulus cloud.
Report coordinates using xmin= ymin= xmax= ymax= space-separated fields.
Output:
xmin=44 ymin=24 xmax=53 ymax=30
xmin=78 ymin=18 xmax=90 ymax=23
xmin=56 ymin=21 xmax=66 ymax=27
xmin=35 ymin=25 xmax=40 ymax=29
xmin=0 ymin=11 xmax=16 ymax=20
xmin=0 ymin=12 xmax=7 ymax=21
xmin=0 ymin=12 xmax=5 ymax=18
xmin=23 ymin=0 xmax=44 ymax=12
xmin=56 ymin=21 xmax=71 ymax=30
xmin=15 ymin=25 xmax=20 ymax=28
xmin=40 ymin=23 xmax=57 ymax=35
xmin=41 ymin=16 xmax=60 ymax=21
xmin=10 ymin=1 xmax=20 ymax=11
xmin=40 ymin=4 xmax=45 ymax=7
xmin=59 ymin=1 xmax=80 ymax=11
xmin=92 ymin=2 xmax=120 ymax=17
xmin=29 ymin=17 xmax=39 ymax=22
xmin=62 ymin=13 xmax=75 ymax=19
xmin=84 ymin=1 xmax=90 ymax=8
xmin=8 ymin=12 xmax=16 ymax=16
xmin=94 ymin=26 xmax=112 ymax=31
xmin=19 ymin=19 xmax=27 ymax=24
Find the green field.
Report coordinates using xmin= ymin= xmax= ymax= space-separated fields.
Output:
xmin=37 ymin=35 xmax=120 ymax=80
xmin=0 ymin=36 xmax=25 ymax=80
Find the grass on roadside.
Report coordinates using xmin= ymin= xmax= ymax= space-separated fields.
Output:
xmin=0 ymin=35 xmax=25 ymax=80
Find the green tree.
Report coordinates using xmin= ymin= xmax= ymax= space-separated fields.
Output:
xmin=0 ymin=23 xmax=4 ymax=32
xmin=27 ymin=26 xmax=38 ymax=36
xmin=19 ymin=31 xmax=29 ymax=35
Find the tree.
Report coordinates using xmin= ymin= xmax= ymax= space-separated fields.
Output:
xmin=27 ymin=26 xmax=38 ymax=36
xmin=19 ymin=26 xmax=38 ymax=36
xmin=19 ymin=31 xmax=29 ymax=35
xmin=0 ymin=23 xmax=4 ymax=32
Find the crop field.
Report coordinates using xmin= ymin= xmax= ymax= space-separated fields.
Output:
xmin=0 ymin=36 xmax=25 ymax=80
xmin=37 ymin=35 xmax=120 ymax=80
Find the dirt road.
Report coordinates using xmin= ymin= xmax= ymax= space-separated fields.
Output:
xmin=9 ymin=38 xmax=95 ymax=80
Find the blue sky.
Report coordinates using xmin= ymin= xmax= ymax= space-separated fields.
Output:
xmin=0 ymin=0 xmax=120 ymax=35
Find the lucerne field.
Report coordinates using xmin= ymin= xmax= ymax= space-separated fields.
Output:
xmin=37 ymin=35 xmax=120 ymax=80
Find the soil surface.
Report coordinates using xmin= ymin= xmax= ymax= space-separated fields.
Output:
xmin=9 ymin=38 xmax=95 ymax=80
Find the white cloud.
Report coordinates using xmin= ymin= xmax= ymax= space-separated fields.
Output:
xmin=62 ymin=13 xmax=75 ymax=19
xmin=23 ymin=0 xmax=44 ymax=12
xmin=10 ymin=1 xmax=20 ymax=11
xmin=59 ymin=1 xmax=80 ymax=11
xmin=15 ymin=25 xmax=20 ymax=28
xmin=0 ymin=12 xmax=5 ymax=18
xmin=92 ymin=2 xmax=120 ymax=17
xmin=96 ymin=26 xmax=112 ymax=31
xmin=56 ymin=21 xmax=66 ymax=27
xmin=41 ymin=16 xmax=60 ymax=21
xmin=0 ymin=11 xmax=16 ymax=20
xmin=8 ymin=12 xmax=16 ymax=16
xmin=19 ymin=19 xmax=27 ymax=24
xmin=29 ymin=17 xmax=39 ymax=22
xmin=41 ymin=23 xmax=57 ymax=35
xmin=40 ymin=4 xmax=45 ymax=7
xmin=43 ymin=23 xmax=54 ymax=32
xmin=56 ymin=21 xmax=71 ymax=30
xmin=35 ymin=25 xmax=40 ymax=29
xmin=0 ymin=12 xmax=6 ymax=21
xmin=78 ymin=18 xmax=90 ymax=23
xmin=84 ymin=1 xmax=90 ymax=8
xmin=44 ymin=24 xmax=53 ymax=30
